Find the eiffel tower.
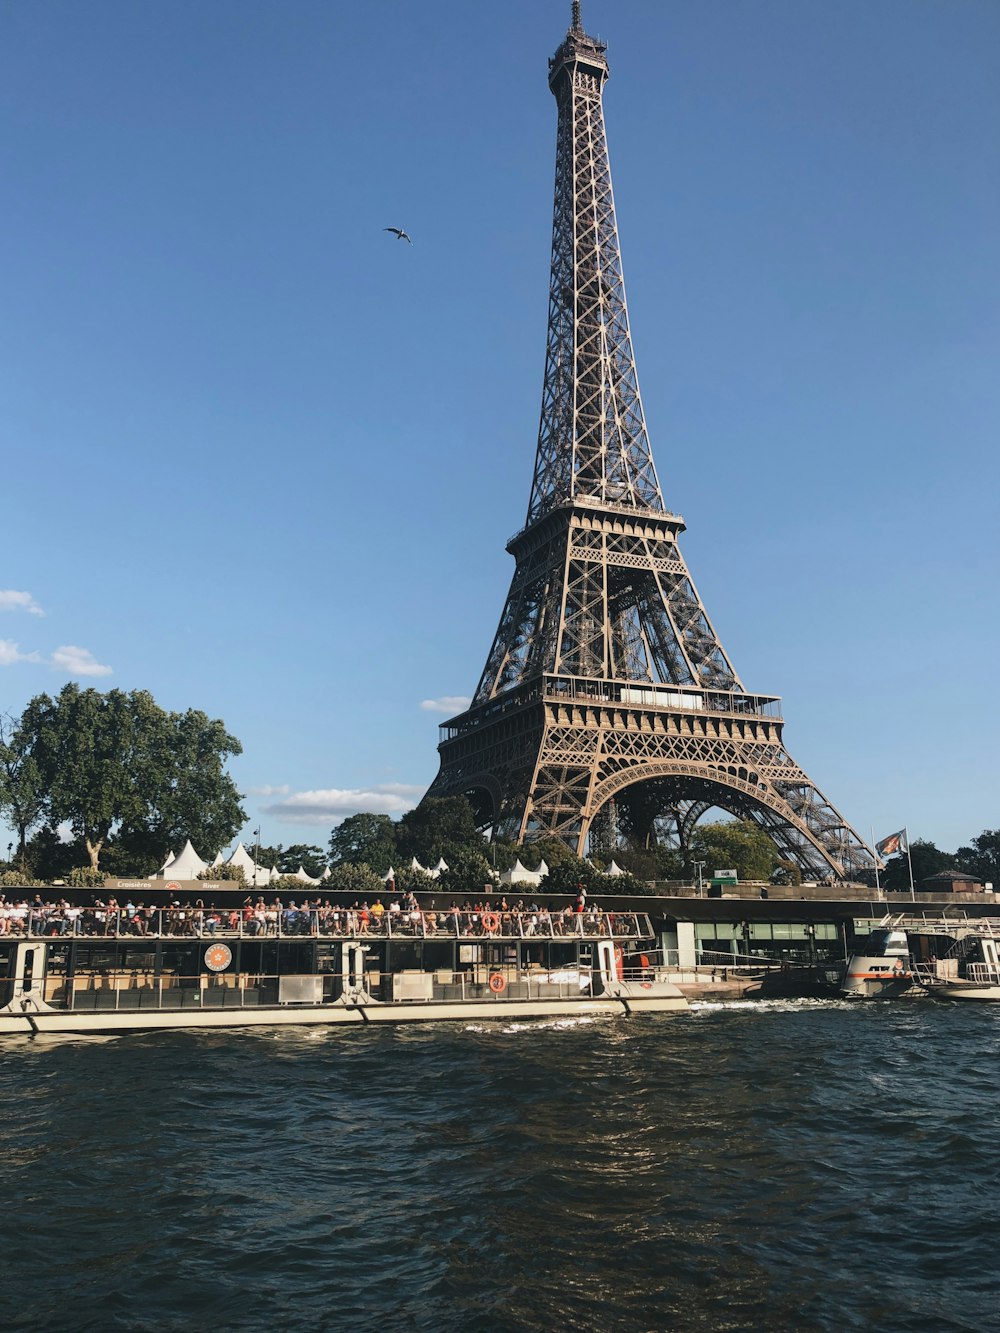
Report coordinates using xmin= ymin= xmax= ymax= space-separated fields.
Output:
xmin=427 ymin=3 xmax=874 ymax=880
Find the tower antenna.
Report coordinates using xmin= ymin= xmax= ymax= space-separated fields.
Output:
xmin=571 ymin=2 xmax=582 ymax=32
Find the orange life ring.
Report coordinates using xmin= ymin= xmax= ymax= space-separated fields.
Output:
xmin=482 ymin=912 xmax=500 ymax=934
xmin=488 ymin=972 xmax=506 ymax=993
xmin=614 ymin=944 xmax=625 ymax=981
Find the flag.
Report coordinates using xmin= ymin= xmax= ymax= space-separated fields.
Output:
xmin=876 ymin=829 xmax=907 ymax=857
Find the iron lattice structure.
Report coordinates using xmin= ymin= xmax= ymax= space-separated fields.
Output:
xmin=427 ymin=6 xmax=874 ymax=880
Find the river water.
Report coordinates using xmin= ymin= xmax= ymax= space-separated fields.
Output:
xmin=1 ymin=999 xmax=996 ymax=1332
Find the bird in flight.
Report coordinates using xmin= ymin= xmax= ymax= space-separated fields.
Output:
xmin=384 ymin=226 xmax=413 ymax=244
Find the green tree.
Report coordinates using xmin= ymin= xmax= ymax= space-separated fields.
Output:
xmin=278 ymin=844 xmax=328 ymax=877
xmin=687 ymin=819 xmax=779 ymax=883
xmin=328 ymin=813 xmax=398 ymax=873
xmin=23 ymin=825 xmax=78 ymax=882
xmin=542 ymin=855 xmax=607 ymax=896
xmin=525 ymin=837 xmax=577 ymax=871
xmin=20 ymin=684 xmax=244 ymax=872
xmin=324 ymin=862 xmax=385 ymax=897
xmin=881 ymin=838 xmax=954 ymax=893
xmin=396 ymin=796 xmax=481 ymax=866
xmin=437 ymin=846 xmax=494 ymax=896
xmin=954 ymin=829 xmax=1000 ymax=889
xmin=0 ymin=712 xmax=47 ymax=867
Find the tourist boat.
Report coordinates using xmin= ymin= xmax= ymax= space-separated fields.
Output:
xmin=915 ymin=919 xmax=1000 ymax=1002
xmin=0 ymin=907 xmax=688 ymax=1035
xmin=840 ymin=923 xmax=917 ymax=999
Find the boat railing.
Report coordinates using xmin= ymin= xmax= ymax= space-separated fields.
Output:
xmin=7 ymin=907 xmax=651 ymax=944
xmin=966 ymin=962 xmax=1000 ymax=985
xmin=44 ymin=958 xmax=675 ymax=1012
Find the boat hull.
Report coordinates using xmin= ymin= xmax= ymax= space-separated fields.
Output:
xmin=0 ymin=991 xmax=688 ymax=1037
xmin=926 ymin=984 xmax=1000 ymax=1003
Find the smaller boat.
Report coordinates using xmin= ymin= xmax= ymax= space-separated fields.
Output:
xmin=840 ymin=924 xmax=917 ymax=999
xmin=917 ymin=921 xmax=1000 ymax=1002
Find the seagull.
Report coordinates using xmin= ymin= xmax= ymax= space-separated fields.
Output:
xmin=384 ymin=226 xmax=413 ymax=244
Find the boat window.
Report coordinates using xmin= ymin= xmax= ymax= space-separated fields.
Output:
xmin=158 ymin=944 xmax=200 ymax=978
xmin=315 ymin=943 xmax=339 ymax=972
xmin=45 ymin=944 xmax=71 ymax=976
xmin=550 ymin=942 xmax=578 ymax=967
xmin=389 ymin=942 xmax=421 ymax=971
xmin=0 ymin=944 xmax=13 ymax=971
xmin=72 ymin=944 xmax=120 ymax=973
xmin=422 ymin=941 xmax=453 ymax=971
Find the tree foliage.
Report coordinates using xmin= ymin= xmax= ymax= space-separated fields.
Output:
xmin=687 ymin=819 xmax=779 ymax=883
xmin=323 ymin=862 xmax=385 ymax=897
xmin=954 ymin=829 xmax=1000 ymax=889
xmin=881 ymin=838 xmax=954 ymax=893
xmin=0 ymin=712 xmax=47 ymax=865
xmin=328 ymin=813 xmax=397 ymax=873
xmin=10 ymin=684 xmax=244 ymax=872
xmin=396 ymin=797 xmax=482 ymax=866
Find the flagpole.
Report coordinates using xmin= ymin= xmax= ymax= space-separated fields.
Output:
xmin=905 ymin=827 xmax=916 ymax=901
xmin=871 ymin=826 xmax=883 ymax=900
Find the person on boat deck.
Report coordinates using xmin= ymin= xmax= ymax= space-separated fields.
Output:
xmin=371 ymin=898 xmax=385 ymax=921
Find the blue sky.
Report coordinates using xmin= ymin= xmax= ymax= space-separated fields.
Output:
xmin=1 ymin=0 xmax=997 ymax=860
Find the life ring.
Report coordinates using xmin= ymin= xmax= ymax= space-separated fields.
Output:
xmin=488 ymin=972 xmax=506 ymax=993
xmin=614 ymin=944 xmax=625 ymax=981
xmin=482 ymin=912 xmax=500 ymax=934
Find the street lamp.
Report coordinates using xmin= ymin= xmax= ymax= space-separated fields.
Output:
xmin=694 ymin=860 xmax=706 ymax=897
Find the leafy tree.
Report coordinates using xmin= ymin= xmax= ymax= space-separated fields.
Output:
xmin=278 ymin=844 xmax=328 ymax=877
xmin=881 ymin=838 xmax=954 ymax=893
xmin=437 ymin=846 xmax=494 ymax=896
xmin=954 ymin=829 xmax=1000 ymax=889
xmin=65 ymin=867 xmax=107 ymax=889
xmin=328 ymin=813 xmax=398 ymax=873
xmin=324 ymin=862 xmax=385 ymax=897
xmin=23 ymin=825 xmax=78 ymax=882
xmin=526 ymin=837 xmax=578 ymax=871
xmin=18 ymin=684 xmax=244 ymax=871
xmin=687 ymin=819 xmax=779 ymax=883
xmin=0 ymin=712 xmax=47 ymax=867
xmin=199 ymin=864 xmax=246 ymax=884
xmin=396 ymin=796 xmax=482 ymax=866
xmin=542 ymin=855 xmax=607 ymax=896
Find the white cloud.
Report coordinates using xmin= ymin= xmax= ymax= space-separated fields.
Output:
xmin=263 ymin=783 xmax=425 ymax=825
xmin=0 ymin=590 xmax=44 ymax=616
xmin=0 ymin=639 xmax=41 ymax=667
xmin=51 ymin=645 xmax=113 ymax=678
xmin=248 ymin=783 xmax=292 ymax=797
xmin=420 ymin=695 xmax=471 ymax=714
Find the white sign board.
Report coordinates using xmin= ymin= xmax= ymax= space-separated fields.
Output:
xmin=714 ymin=869 xmax=738 ymax=880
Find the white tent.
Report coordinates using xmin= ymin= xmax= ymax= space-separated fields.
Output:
xmin=226 ymin=842 xmax=270 ymax=888
xmin=158 ymin=850 xmax=176 ymax=874
xmin=431 ymin=857 xmax=449 ymax=879
xmin=157 ymin=839 xmax=207 ymax=880
xmin=499 ymin=858 xmax=544 ymax=886
xmin=382 ymin=866 xmax=396 ymax=883
xmin=293 ymin=865 xmax=322 ymax=886
xmin=604 ymin=860 xmax=626 ymax=877
xmin=410 ymin=857 xmax=429 ymax=875
xmin=210 ymin=851 xmax=225 ymax=869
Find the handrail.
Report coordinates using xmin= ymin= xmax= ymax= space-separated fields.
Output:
xmin=1 ymin=906 xmax=651 ymax=943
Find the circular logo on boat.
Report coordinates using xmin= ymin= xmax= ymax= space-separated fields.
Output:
xmin=204 ymin=943 xmax=233 ymax=972
xmin=165 ymin=881 xmax=181 ymax=894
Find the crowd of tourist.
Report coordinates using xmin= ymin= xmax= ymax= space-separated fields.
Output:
xmin=0 ymin=890 xmax=635 ymax=941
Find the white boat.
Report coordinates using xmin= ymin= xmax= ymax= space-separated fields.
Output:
xmin=840 ymin=924 xmax=917 ymax=999
xmin=0 ymin=908 xmax=688 ymax=1036
xmin=916 ymin=920 xmax=1000 ymax=1002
